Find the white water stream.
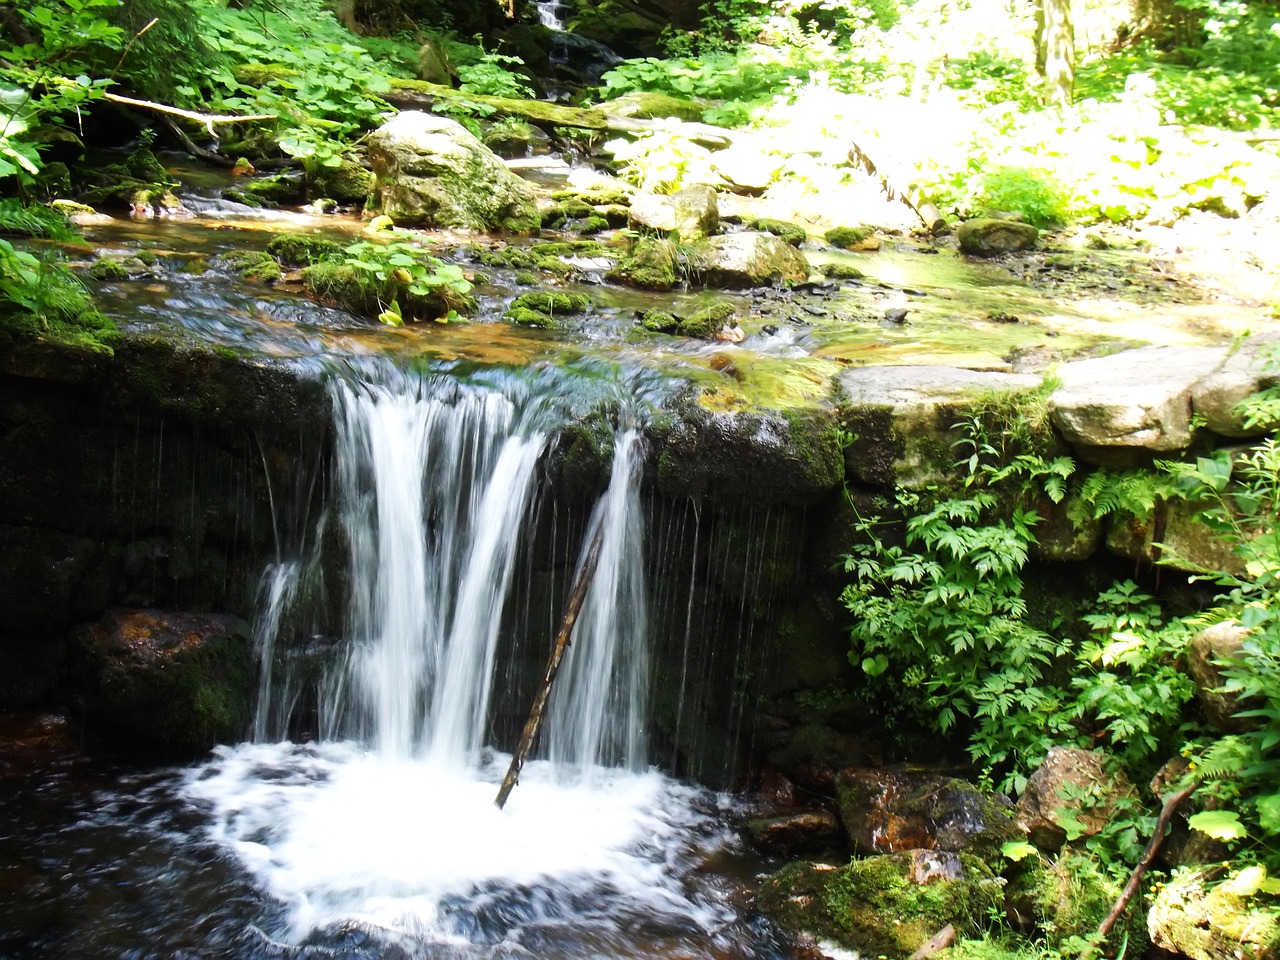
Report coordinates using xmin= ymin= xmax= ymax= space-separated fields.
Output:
xmin=181 ymin=365 xmax=741 ymax=954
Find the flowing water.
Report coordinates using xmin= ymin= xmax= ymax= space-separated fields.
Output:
xmin=0 ymin=353 xmax=790 ymax=958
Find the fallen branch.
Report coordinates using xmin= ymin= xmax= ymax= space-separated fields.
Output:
xmin=495 ymin=520 xmax=607 ymax=810
xmin=908 ymin=924 xmax=956 ymax=960
xmin=159 ymin=115 xmax=234 ymax=167
xmin=1081 ymin=780 xmax=1198 ymax=960
xmin=848 ymin=140 xmax=944 ymax=234
xmin=101 ymin=92 xmax=276 ymax=138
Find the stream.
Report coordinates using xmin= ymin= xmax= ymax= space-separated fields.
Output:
xmin=1 ymin=161 xmax=1267 ymax=959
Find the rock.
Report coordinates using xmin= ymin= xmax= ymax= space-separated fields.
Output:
xmin=757 ymin=852 xmax=1003 ymax=957
xmin=752 ymin=218 xmax=807 ymax=246
xmin=957 ymin=218 xmax=1039 ymax=256
xmin=746 ymin=809 xmax=843 ymax=855
xmin=416 ymin=37 xmax=454 ymax=85
xmin=714 ymin=145 xmax=783 ymax=194
xmin=600 ymin=92 xmax=705 ymax=122
xmin=366 ymin=111 xmax=540 ymax=231
xmin=1029 ymin=490 xmax=1103 ymax=561
xmin=1005 ymin=850 xmax=1142 ymax=949
xmin=308 ymin=161 xmax=375 ymax=205
xmin=1187 ymin=621 xmax=1255 ymax=731
xmin=1049 ymin=345 xmax=1230 ymax=459
xmin=835 ymin=769 xmax=1022 ymax=859
xmin=837 ymin=366 xmax=1042 ymax=488
xmin=1017 ymin=747 xmax=1133 ymax=850
xmin=73 ymin=609 xmax=254 ymax=752
xmin=1191 ymin=332 xmax=1280 ymax=438
xmin=1149 ymin=867 xmax=1280 ymax=960
xmin=684 ymin=232 xmax=809 ymax=288
xmin=1106 ymin=495 xmax=1247 ymax=576
xmin=628 ymin=185 xmax=720 ymax=241
xmin=825 ymin=225 xmax=873 ymax=248
xmin=608 ymin=237 xmax=680 ymax=290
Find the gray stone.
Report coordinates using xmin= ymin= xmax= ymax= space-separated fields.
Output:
xmin=366 ymin=111 xmax=539 ymax=231
xmin=957 ymin=218 xmax=1038 ymax=256
xmin=416 ymin=38 xmax=454 ymax=86
xmin=684 ymin=232 xmax=809 ymax=288
xmin=1049 ymin=345 xmax=1230 ymax=457
xmin=628 ymin=185 xmax=720 ymax=241
xmin=1192 ymin=333 xmax=1280 ymax=438
xmin=1106 ymin=495 xmax=1246 ymax=576
xmin=837 ymin=366 xmax=1041 ymax=488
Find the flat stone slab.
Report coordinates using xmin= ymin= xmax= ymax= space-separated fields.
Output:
xmin=1049 ymin=345 xmax=1230 ymax=453
xmin=839 ymin=366 xmax=1041 ymax=409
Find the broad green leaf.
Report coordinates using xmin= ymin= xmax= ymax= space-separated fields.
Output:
xmin=1001 ymin=840 xmax=1039 ymax=862
xmin=1187 ymin=810 xmax=1247 ymax=840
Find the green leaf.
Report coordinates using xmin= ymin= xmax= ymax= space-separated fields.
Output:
xmin=1001 ymin=840 xmax=1039 ymax=862
xmin=1187 ymin=809 xmax=1248 ymax=840
xmin=1256 ymin=793 xmax=1280 ymax=833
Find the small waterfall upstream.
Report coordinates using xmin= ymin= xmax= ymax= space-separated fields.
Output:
xmin=179 ymin=362 xmax=752 ymax=955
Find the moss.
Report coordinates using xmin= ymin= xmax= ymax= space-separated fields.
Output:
xmin=509 ymin=291 xmax=593 ymax=314
xmin=824 ymin=262 xmax=866 ymax=280
xmin=239 ymin=174 xmax=306 ymax=206
xmin=753 ymin=218 xmax=807 ymax=246
xmin=503 ymin=305 xmax=562 ymax=329
xmin=640 ymin=310 xmax=679 ymax=333
xmin=552 ymin=184 xmax=633 ymax=207
xmin=500 ymin=206 xmax=543 ymax=233
xmin=123 ymin=147 xmax=174 ymax=185
xmin=579 ymin=215 xmax=610 ymax=234
xmin=308 ymin=162 xmax=374 ymax=205
xmin=537 ymin=240 xmax=610 ymax=257
xmin=547 ymin=416 xmax=616 ymax=499
xmin=608 ymin=237 xmax=679 ymax=290
xmin=535 ymin=255 xmax=573 ymax=276
xmin=0 ymin=260 xmax=119 ymax=356
xmin=826 ymin=225 xmax=873 ymax=248
xmin=514 ymin=271 xmax=538 ymax=286
xmin=220 ymin=250 xmax=282 ymax=284
xmin=86 ymin=258 xmax=131 ymax=281
xmin=265 ymin=234 xmax=345 ymax=267
xmin=233 ymin=62 xmax=299 ymax=86
xmin=134 ymin=250 xmax=159 ymax=267
xmin=1005 ymin=852 xmax=1142 ymax=951
xmin=303 ymin=261 xmax=476 ymax=322
xmin=759 ymin=853 xmax=1003 ymax=957
xmin=677 ymin=300 xmax=736 ymax=338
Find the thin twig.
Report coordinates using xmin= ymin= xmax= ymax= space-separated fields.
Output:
xmin=101 ymin=92 xmax=275 ymax=138
xmin=112 ymin=18 xmax=159 ymax=79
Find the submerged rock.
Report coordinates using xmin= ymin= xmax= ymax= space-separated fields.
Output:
xmin=957 ymin=218 xmax=1039 ymax=256
xmin=366 ymin=111 xmax=540 ymax=231
xmin=74 ymin=609 xmax=253 ymax=752
xmin=758 ymin=852 xmax=1003 ymax=956
xmin=684 ymin=232 xmax=809 ymax=288
xmin=746 ymin=809 xmax=843 ymax=855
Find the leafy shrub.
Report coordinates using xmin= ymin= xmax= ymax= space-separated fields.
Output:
xmin=975 ymin=167 xmax=1071 ymax=227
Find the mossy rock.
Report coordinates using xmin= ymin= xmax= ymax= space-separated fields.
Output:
xmin=753 ymin=218 xmax=807 ymax=246
xmin=1005 ymin=851 xmax=1143 ymax=952
xmin=0 ymin=260 xmax=118 ymax=355
xmin=514 ymin=270 xmax=538 ymax=286
xmin=1149 ymin=866 xmax=1280 ymax=960
xmin=308 ymin=161 xmax=375 ymax=205
xmin=265 ymin=234 xmax=345 ymax=267
xmin=239 ymin=174 xmax=306 ymax=206
xmin=124 ymin=147 xmax=174 ymax=185
xmin=826 ymin=225 xmax=873 ymax=248
xmin=509 ymin=291 xmax=593 ymax=314
xmin=640 ymin=310 xmax=679 ymax=333
xmin=302 ymin=261 xmax=476 ymax=322
xmin=823 ymin=262 xmax=866 ymax=280
xmin=219 ymin=250 xmax=282 ymax=284
xmin=232 ymin=62 xmax=299 ymax=87
xmin=503 ymin=305 xmax=562 ymax=329
xmin=601 ymin=91 xmax=706 ymax=122
xmin=86 ymin=258 xmax=131 ymax=281
xmin=536 ymin=240 xmax=610 ymax=257
xmin=758 ymin=852 xmax=1004 ymax=957
xmin=607 ymin=237 xmax=679 ymax=290
xmin=551 ymin=183 xmax=634 ymax=207
xmin=678 ymin=300 xmax=736 ymax=338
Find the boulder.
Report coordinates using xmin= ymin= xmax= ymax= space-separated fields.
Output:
xmin=835 ymin=769 xmax=1022 ymax=859
xmin=1017 ymin=747 xmax=1133 ymax=851
xmin=837 ymin=366 xmax=1042 ymax=488
xmin=1049 ymin=345 xmax=1230 ymax=459
xmin=745 ymin=809 xmax=843 ymax=855
xmin=308 ymin=160 xmax=375 ymax=205
xmin=628 ymin=185 xmax=720 ymax=241
xmin=366 ymin=111 xmax=540 ymax=231
xmin=684 ymin=232 xmax=809 ymax=288
xmin=416 ymin=37 xmax=454 ymax=86
xmin=957 ymin=218 xmax=1038 ymax=256
xmin=1191 ymin=332 xmax=1280 ymax=438
xmin=1186 ymin=621 xmax=1255 ymax=731
xmin=607 ymin=237 xmax=680 ymax=290
xmin=74 ymin=608 xmax=254 ymax=752
xmin=1106 ymin=495 xmax=1246 ymax=576
xmin=757 ymin=852 xmax=1003 ymax=956
xmin=1149 ymin=867 xmax=1280 ymax=960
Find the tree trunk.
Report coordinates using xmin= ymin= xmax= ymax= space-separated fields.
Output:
xmin=1035 ymin=0 xmax=1074 ymax=109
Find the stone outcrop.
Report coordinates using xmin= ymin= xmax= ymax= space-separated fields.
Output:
xmin=366 ymin=111 xmax=540 ymax=231
xmin=1186 ymin=621 xmax=1256 ymax=732
xmin=73 ymin=608 xmax=254 ymax=752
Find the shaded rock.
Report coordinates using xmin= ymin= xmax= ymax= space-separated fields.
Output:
xmin=684 ymin=232 xmax=809 ymax=288
xmin=308 ymin=161 xmax=375 ymax=205
xmin=1030 ymin=489 xmax=1103 ymax=561
xmin=608 ymin=237 xmax=680 ymax=290
xmin=1005 ymin=850 xmax=1142 ymax=950
xmin=758 ymin=852 xmax=1003 ymax=957
xmin=837 ymin=366 xmax=1042 ymax=489
xmin=416 ymin=37 xmax=455 ymax=85
xmin=1149 ymin=867 xmax=1280 ymax=960
xmin=746 ymin=809 xmax=843 ymax=855
xmin=835 ymin=769 xmax=1022 ymax=859
xmin=629 ymin=185 xmax=720 ymax=241
xmin=1106 ymin=495 xmax=1246 ymax=576
xmin=74 ymin=608 xmax=253 ymax=752
xmin=957 ymin=218 xmax=1038 ymax=256
xmin=1017 ymin=747 xmax=1133 ymax=851
xmin=1187 ymin=621 xmax=1255 ymax=732
xmin=1050 ymin=345 xmax=1230 ymax=459
xmin=366 ymin=111 xmax=539 ymax=231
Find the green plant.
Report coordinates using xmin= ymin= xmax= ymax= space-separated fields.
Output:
xmin=338 ymin=238 xmax=472 ymax=325
xmin=976 ymin=166 xmax=1071 ymax=227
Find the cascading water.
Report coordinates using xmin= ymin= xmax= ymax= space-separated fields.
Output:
xmin=175 ymin=362 xmax=763 ymax=956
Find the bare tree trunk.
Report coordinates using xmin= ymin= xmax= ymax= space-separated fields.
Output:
xmin=1036 ymin=0 xmax=1074 ymax=109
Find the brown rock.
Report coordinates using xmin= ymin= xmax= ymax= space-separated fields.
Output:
xmin=1187 ymin=621 xmax=1256 ymax=732
xmin=1017 ymin=747 xmax=1133 ymax=850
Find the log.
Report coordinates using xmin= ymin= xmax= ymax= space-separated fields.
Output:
xmin=494 ymin=520 xmax=607 ymax=809
xmin=908 ymin=924 xmax=957 ymax=960
xmin=382 ymin=79 xmax=733 ymax=148
xmin=1080 ymin=780 xmax=1198 ymax=960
